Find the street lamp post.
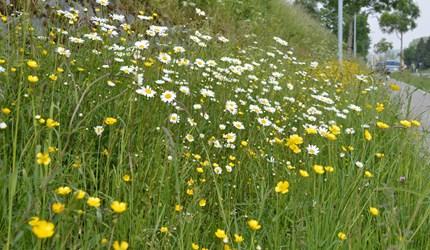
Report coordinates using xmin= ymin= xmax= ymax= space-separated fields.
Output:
xmin=338 ymin=0 xmax=343 ymax=63
xmin=353 ymin=13 xmax=357 ymax=57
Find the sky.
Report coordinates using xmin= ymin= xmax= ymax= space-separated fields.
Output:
xmin=368 ymin=0 xmax=430 ymax=53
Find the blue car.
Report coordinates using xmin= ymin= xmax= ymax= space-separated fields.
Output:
xmin=382 ymin=60 xmax=401 ymax=73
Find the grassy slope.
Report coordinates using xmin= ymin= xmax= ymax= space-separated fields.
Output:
xmin=392 ymin=71 xmax=430 ymax=91
xmin=1 ymin=0 xmax=430 ymax=249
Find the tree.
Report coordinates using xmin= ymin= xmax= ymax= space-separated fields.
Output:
xmin=355 ymin=14 xmax=371 ymax=57
xmin=423 ymin=38 xmax=430 ymax=68
xmin=374 ymin=38 xmax=393 ymax=54
xmin=403 ymin=45 xmax=416 ymax=67
xmin=301 ymin=0 xmax=401 ymax=58
xmin=379 ymin=0 xmax=420 ymax=67
xmin=415 ymin=38 xmax=426 ymax=67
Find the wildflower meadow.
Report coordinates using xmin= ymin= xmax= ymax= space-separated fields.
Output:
xmin=1 ymin=0 xmax=430 ymax=249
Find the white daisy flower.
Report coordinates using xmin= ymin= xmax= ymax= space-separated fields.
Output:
xmin=232 ymin=121 xmax=245 ymax=130
xmin=160 ymin=90 xmax=176 ymax=103
xmin=158 ymin=52 xmax=171 ymax=64
xmin=223 ymin=132 xmax=237 ymax=143
xmin=96 ymin=0 xmax=109 ymax=6
xmin=173 ymin=46 xmax=185 ymax=53
xmin=194 ymin=58 xmax=205 ymax=68
xmin=169 ymin=113 xmax=180 ymax=124
xmin=306 ymin=144 xmax=320 ymax=155
xmin=258 ymin=117 xmax=272 ymax=127
xmin=94 ymin=126 xmax=104 ymax=136
xmin=214 ymin=166 xmax=223 ymax=175
xmin=136 ymin=86 xmax=156 ymax=98
xmin=225 ymin=100 xmax=238 ymax=115
xmin=135 ymin=40 xmax=149 ymax=50
xmin=0 ymin=122 xmax=7 ymax=129
xmin=185 ymin=134 xmax=194 ymax=142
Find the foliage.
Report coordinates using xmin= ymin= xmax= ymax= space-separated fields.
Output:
xmin=403 ymin=37 xmax=430 ymax=69
xmin=379 ymin=0 xmax=420 ymax=34
xmin=374 ymin=38 xmax=394 ymax=54
xmin=296 ymin=0 xmax=400 ymax=59
xmin=379 ymin=0 xmax=420 ymax=65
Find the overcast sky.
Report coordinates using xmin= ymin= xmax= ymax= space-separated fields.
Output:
xmin=368 ymin=0 xmax=430 ymax=52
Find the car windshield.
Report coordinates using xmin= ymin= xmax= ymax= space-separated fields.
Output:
xmin=385 ymin=61 xmax=400 ymax=66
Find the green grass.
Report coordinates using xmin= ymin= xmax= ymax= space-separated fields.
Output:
xmin=392 ymin=71 xmax=430 ymax=91
xmin=1 ymin=0 xmax=430 ymax=249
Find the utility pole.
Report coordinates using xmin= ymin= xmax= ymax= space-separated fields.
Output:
xmin=353 ymin=14 xmax=357 ymax=57
xmin=338 ymin=0 xmax=343 ymax=63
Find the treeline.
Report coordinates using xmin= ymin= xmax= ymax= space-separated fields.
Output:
xmin=404 ymin=37 xmax=430 ymax=69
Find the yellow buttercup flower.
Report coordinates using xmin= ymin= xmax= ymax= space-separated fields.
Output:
xmin=376 ymin=121 xmax=390 ymax=129
xmin=369 ymin=207 xmax=379 ymax=217
xmin=101 ymin=238 xmax=108 ymax=245
xmin=175 ymin=204 xmax=183 ymax=212
xmin=199 ymin=199 xmax=207 ymax=207
xmin=337 ymin=231 xmax=347 ymax=240
xmin=215 ymin=229 xmax=227 ymax=240
xmin=104 ymin=117 xmax=118 ymax=125
xmin=275 ymin=180 xmax=289 ymax=194
xmin=324 ymin=166 xmax=334 ymax=173
xmin=286 ymin=134 xmax=304 ymax=152
xmin=299 ymin=169 xmax=309 ymax=177
xmin=87 ymin=197 xmax=101 ymax=208
xmin=329 ymin=124 xmax=341 ymax=135
xmin=234 ymin=234 xmax=244 ymax=243
xmin=113 ymin=241 xmax=129 ymax=250
xmin=160 ymin=226 xmax=169 ymax=233
xmin=74 ymin=190 xmax=86 ymax=200
xmin=411 ymin=120 xmax=421 ymax=127
xmin=28 ymin=217 xmax=40 ymax=226
xmin=247 ymin=219 xmax=261 ymax=231
xmin=375 ymin=152 xmax=385 ymax=158
xmin=36 ymin=152 xmax=51 ymax=166
xmin=364 ymin=171 xmax=373 ymax=178
xmin=313 ymin=164 xmax=325 ymax=175
xmin=55 ymin=186 xmax=72 ymax=195
xmin=324 ymin=133 xmax=337 ymax=141
xmin=286 ymin=134 xmax=303 ymax=146
xmin=191 ymin=243 xmax=199 ymax=250
xmin=46 ymin=118 xmax=60 ymax=128
xmin=31 ymin=219 xmax=55 ymax=239
xmin=364 ymin=129 xmax=372 ymax=141
xmin=305 ymin=127 xmax=317 ymax=135
xmin=375 ymin=103 xmax=384 ymax=112
xmin=186 ymin=188 xmax=194 ymax=196
xmin=389 ymin=84 xmax=400 ymax=91
xmin=28 ymin=75 xmax=39 ymax=83
xmin=400 ymin=120 xmax=411 ymax=128
xmin=110 ymin=201 xmax=127 ymax=213
xmin=288 ymin=143 xmax=301 ymax=153
xmin=1 ymin=107 xmax=11 ymax=115
xmin=52 ymin=202 xmax=65 ymax=214
xmin=27 ymin=59 xmax=39 ymax=68
xmin=48 ymin=146 xmax=57 ymax=153
xmin=49 ymin=74 xmax=58 ymax=81
xmin=122 ymin=174 xmax=131 ymax=182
